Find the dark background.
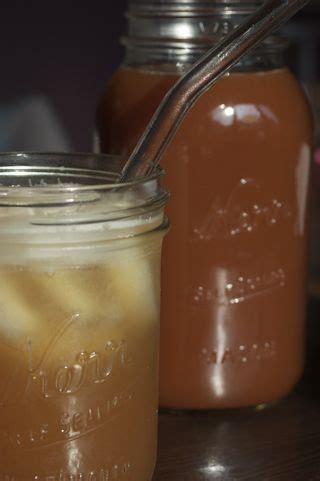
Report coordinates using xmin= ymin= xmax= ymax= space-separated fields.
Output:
xmin=0 ymin=1 xmax=319 ymax=151
xmin=0 ymin=1 xmax=127 ymax=150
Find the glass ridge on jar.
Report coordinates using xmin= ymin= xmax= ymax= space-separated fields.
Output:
xmin=0 ymin=152 xmax=168 ymax=481
xmin=96 ymin=0 xmax=314 ymax=409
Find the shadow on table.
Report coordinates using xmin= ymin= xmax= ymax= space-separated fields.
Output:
xmin=297 ymin=296 xmax=320 ymax=398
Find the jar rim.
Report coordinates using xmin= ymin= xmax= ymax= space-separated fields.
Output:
xmin=0 ymin=151 xmax=168 ymax=246
xmin=0 ymin=152 xmax=168 ymax=216
xmin=0 ymin=153 xmax=168 ymax=260
xmin=0 ymin=151 xmax=161 ymax=193
xmin=128 ymin=1 xmax=263 ymax=16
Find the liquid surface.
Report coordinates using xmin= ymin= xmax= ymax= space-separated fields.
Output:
xmin=97 ymin=66 xmax=313 ymax=409
xmin=0 ymin=230 xmax=163 ymax=480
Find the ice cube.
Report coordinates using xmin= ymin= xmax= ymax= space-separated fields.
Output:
xmin=108 ymin=244 xmax=158 ymax=323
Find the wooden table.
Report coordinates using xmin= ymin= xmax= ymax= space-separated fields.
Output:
xmin=153 ymin=298 xmax=320 ymax=480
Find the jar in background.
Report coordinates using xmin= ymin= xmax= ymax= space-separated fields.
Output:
xmin=96 ymin=1 xmax=313 ymax=409
xmin=0 ymin=153 xmax=168 ymax=480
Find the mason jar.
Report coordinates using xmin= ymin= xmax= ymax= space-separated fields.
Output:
xmin=0 ymin=152 xmax=168 ymax=480
xmin=96 ymin=0 xmax=314 ymax=409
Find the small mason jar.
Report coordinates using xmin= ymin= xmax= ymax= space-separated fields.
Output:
xmin=97 ymin=0 xmax=314 ymax=410
xmin=0 ymin=153 xmax=168 ymax=481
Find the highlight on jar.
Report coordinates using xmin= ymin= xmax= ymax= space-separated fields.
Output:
xmin=0 ymin=152 xmax=169 ymax=481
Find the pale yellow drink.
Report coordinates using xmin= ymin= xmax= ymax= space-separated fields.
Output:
xmin=0 ymin=153 xmax=168 ymax=481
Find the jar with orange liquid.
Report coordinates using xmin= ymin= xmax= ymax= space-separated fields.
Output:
xmin=96 ymin=0 xmax=314 ymax=409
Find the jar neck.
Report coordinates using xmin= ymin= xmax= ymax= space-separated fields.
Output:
xmin=123 ymin=1 xmax=287 ymax=72
xmin=123 ymin=42 xmax=286 ymax=73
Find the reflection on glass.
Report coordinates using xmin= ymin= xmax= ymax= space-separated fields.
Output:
xmin=212 ymin=103 xmax=279 ymax=126
xmin=210 ymin=267 xmax=228 ymax=398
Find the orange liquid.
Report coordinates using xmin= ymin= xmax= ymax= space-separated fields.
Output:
xmin=97 ymin=66 xmax=313 ymax=409
xmin=0 ymin=234 xmax=162 ymax=480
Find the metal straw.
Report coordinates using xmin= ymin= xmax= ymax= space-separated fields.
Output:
xmin=120 ymin=0 xmax=309 ymax=181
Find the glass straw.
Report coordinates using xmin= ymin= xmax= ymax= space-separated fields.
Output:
xmin=120 ymin=0 xmax=310 ymax=181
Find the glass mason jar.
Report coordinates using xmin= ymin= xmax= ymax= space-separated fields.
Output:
xmin=96 ymin=0 xmax=314 ymax=409
xmin=0 ymin=153 xmax=168 ymax=480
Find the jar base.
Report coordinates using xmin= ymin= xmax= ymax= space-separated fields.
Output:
xmin=159 ymin=398 xmax=283 ymax=415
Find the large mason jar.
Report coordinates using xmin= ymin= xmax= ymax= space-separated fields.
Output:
xmin=96 ymin=0 xmax=314 ymax=409
xmin=0 ymin=153 xmax=168 ymax=481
